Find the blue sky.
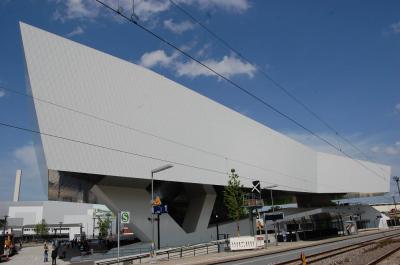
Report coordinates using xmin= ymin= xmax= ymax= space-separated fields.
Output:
xmin=0 ymin=0 xmax=399 ymax=201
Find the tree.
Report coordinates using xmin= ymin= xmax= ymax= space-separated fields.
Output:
xmin=97 ymin=215 xmax=112 ymax=239
xmin=224 ymin=169 xmax=246 ymax=236
xmin=35 ymin=219 xmax=49 ymax=238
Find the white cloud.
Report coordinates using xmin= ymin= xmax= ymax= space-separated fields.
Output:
xmin=132 ymin=0 xmax=171 ymax=21
xmin=138 ymin=50 xmax=178 ymax=68
xmin=176 ymin=55 xmax=256 ymax=79
xmin=53 ymin=0 xmax=170 ymax=22
xmin=177 ymin=0 xmax=250 ymax=13
xmin=391 ymin=21 xmax=400 ymax=33
xmin=66 ymin=26 xmax=84 ymax=37
xmin=138 ymin=49 xmax=256 ymax=79
xmin=164 ymin=19 xmax=195 ymax=34
xmin=196 ymin=43 xmax=212 ymax=58
xmin=14 ymin=143 xmax=40 ymax=179
xmin=0 ymin=89 xmax=5 ymax=98
xmin=371 ymin=146 xmax=380 ymax=154
xmin=53 ymin=0 xmax=100 ymax=21
xmin=53 ymin=0 xmax=249 ymax=23
xmin=385 ymin=146 xmax=400 ymax=156
xmin=395 ymin=103 xmax=400 ymax=113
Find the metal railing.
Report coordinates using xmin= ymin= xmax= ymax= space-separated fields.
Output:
xmin=95 ymin=239 xmax=229 ymax=265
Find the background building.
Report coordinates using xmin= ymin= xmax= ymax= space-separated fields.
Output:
xmin=0 ymin=201 xmax=114 ymax=240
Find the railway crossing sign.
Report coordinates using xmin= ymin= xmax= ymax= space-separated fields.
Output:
xmin=121 ymin=211 xmax=130 ymax=224
xmin=252 ymin=180 xmax=261 ymax=194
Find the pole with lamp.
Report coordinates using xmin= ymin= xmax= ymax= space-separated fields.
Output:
xmin=92 ymin=216 xmax=96 ymax=239
xmin=150 ymin=164 xmax=173 ymax=262
xmin=2 ymin=215 xmax=8 ymax=236
xmin=394 ymin=176 xmax=400 ymax=197
xmin=265 ymin=185 xmax=278 ymax=245
xmin=393 ymin=176 xmax=400 ymax=223
xmin=59 ymin=222 xmax=63 ymax=238
xmin=80 ymin=223 xmax=83 ymax=242
xmin=214 ymin=213 xmax=220 ymax=253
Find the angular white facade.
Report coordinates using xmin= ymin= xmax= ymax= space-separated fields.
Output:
xmin=20 ymin=22 xmax=390 ymax=194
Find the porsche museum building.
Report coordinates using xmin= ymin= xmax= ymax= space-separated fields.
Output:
xmin=20 ymin=22 xmax=391 ymax=247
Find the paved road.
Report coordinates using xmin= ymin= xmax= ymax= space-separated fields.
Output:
xmin=6 ymin=245 xmax=71 ymax=265
xmin=219 ymin=230 xmax=400 ymax=265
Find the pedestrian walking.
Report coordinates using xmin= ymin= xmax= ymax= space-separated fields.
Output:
xmin=51 ymin=244 xmax=57 ymax=265
xmin=44 ymin=242 xmax=49 ymax=262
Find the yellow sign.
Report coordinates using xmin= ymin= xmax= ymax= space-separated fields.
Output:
xmin=301 ymin=252 xmax=307 ymax=265
xmin=152 ymin=196 xmax=161 ymax=206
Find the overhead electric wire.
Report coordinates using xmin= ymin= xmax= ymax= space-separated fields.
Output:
xmin=0 ymin=86 xmax=314 ymax=186
xmin=168 ymin=0 xmax=388 ymax=176
xmin=0 ymin=120 xmax=313 ymax=193
xmin=94 ymin=0 xmax=387 ymax=182
xmin=1 ymin=86 xmax=348 ymax=192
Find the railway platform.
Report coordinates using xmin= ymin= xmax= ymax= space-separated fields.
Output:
xmin=154 ymin=227 xmax=400 ymax=265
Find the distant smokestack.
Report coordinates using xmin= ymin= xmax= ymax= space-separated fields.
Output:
xmin=13 ymin=170 xmax=22 ymax=202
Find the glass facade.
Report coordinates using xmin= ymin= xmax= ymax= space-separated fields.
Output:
xmin=48 ymin=170 xmax=103 ymax=203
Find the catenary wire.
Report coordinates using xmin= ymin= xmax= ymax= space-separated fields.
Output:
xmin=1 ymin=86 xmax=347 ymax=191
xmin=0 ymin=120 xmax=313 ymax=193
xmin=94 ymin=0 xmax=387 ymax=182
xmin=168 ymin=0 xmax=388 ymax=176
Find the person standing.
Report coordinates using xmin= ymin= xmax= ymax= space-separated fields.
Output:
xmin=51 ymin=244 xmax=57 ymax=265
xmin=43 ymin=242 xmax=49 ymax=262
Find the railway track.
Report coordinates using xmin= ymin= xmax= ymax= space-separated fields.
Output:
xmin=277 ymin=232 xmax=400 ymax=265
xmin=365 ymin=244 xmax=400 ymax=265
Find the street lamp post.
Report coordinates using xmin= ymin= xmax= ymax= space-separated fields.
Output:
xmin=151 ymin=164 xmax=173 ymax=261
xmin=59 ymin=222 xmax=63 ymax=237
xmin=80 ymin=223 xmax=83 ymax=241
xmin=93 ymin=216 xmax=96 ymax=239
xmin=3 ymin=215 xmax=8 ymax=236
xmin=265 ymin=185 xmax=278 ymax=246
xmin=157 ymin=214 xmax=161 ymax=250
xmin=394 ymin=176 xmax=400 ymax=198
xmin=215 ymin=213 xmax=220 ymax=253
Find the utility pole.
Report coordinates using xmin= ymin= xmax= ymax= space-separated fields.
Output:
xmin=157 ymin=214 xmax=161 ymax=250
xmin=59 ymin=222 xmax=63 ymax=237
xmin=117 ymin=211 xmax=120 ymax=265
xmin=393 ymin=195 xmax=398 ymax=210
xmin=394 ymin=176 xmax=400 ymax=198
xmin=3 ymin=215 xmax=8 ymax=235
xmin=80 ymin=223 xmax=83 ymax=241
xmin=93 ymin=216 xmax=96 ymax=239
xmin=150 ymin=164 xmax=173 ymax=261
xmin=215 ymin=213 xmax=220 ymax=253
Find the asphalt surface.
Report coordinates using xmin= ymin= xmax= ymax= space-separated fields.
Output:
xmin=219 ymin=230 xmax=400 ymax=265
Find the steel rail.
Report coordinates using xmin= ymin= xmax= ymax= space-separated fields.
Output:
xmin=276 ymin=233 xmax=400 ymax=265
xmin=365 ymin=244 xmax=400 ymax=265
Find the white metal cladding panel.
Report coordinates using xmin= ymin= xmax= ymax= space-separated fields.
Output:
xmin=8 ymin=206 xmax=43 ymax=225
xmin=316 ymin=152 xmax=390 ymax=193
xmin=20 ymin=22 xmax=389 ymax=193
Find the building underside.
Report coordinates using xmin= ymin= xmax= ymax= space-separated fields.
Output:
xmin=47 ymin=169 xmax=368 ymax=247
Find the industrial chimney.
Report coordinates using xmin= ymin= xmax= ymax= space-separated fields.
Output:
xmin=13 ymin=170 xmax=22 ymax=202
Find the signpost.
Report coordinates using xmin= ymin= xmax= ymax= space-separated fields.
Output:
xmin=152 ymin=205 xmax=168 ymax=249
xmin=252 ymin=180 xmax=261 ymax=194
xmin=152 ymin=205 xmax=168 ymax=214
xmin=121 ymin=211 xmax=130 ymax=223
xmin=118 ymin=211 xmax=130 ymax=264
